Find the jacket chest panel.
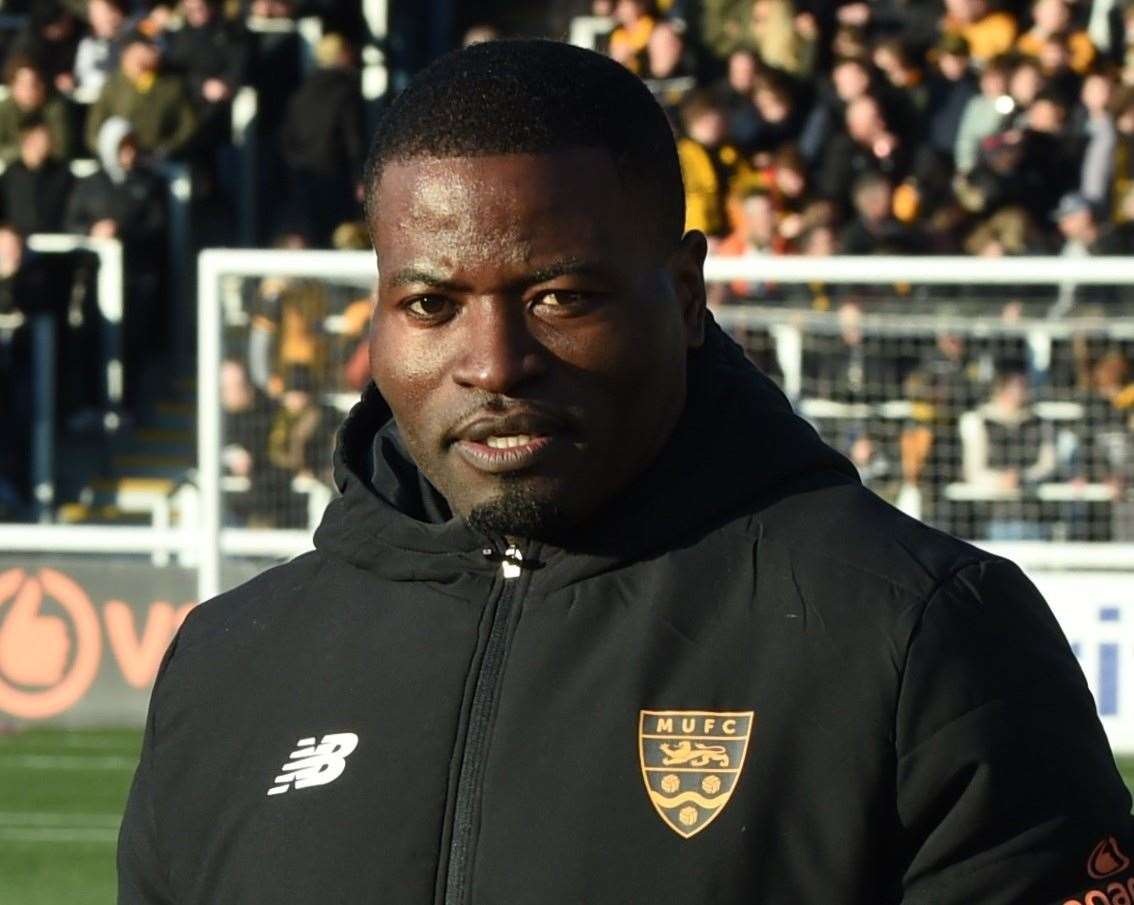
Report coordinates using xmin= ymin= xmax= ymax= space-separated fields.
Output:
xmin=462 ymin=571 xmax=896 ymax=903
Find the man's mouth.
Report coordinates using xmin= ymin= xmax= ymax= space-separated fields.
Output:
xmin=449 ymin=412 xmax=571 ymax=474
xmin=455 ymin=434 xmax=556 ymax=472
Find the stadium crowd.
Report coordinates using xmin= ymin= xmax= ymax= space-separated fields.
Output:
xmin=2 ymin=0 xmax=1134 ymax=543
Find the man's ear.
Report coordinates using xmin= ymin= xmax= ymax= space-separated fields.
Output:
xmin=667 ymin=230 xmax=708 ymax=350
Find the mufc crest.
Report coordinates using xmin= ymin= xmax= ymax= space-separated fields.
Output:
xmin=638 ymin=710 xmax=755 ymax=838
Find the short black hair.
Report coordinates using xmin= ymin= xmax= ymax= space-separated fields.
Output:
xmin=364 ymin=39 xmax=685 ymax=251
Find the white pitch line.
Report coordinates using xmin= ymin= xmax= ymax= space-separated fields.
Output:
xmin=0 ymin=754 xmax=136 ymax=769
xmin=0 ymin=812 xmax=121 ymax=827
xmin=0 ymin=826 xmax=118 ymax=843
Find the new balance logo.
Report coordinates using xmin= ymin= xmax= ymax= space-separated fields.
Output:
xmin=267 ymin=732 xmax=359 ymax=796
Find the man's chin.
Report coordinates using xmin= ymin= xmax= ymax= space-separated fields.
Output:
xmin=464 ymin=483 xmax=571 ymax=543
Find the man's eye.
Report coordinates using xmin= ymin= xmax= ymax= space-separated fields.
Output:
xmin=405 ymin=296 xmax=453 ymax=319
xmin=533 ymin=290 xmax=593 ymax=311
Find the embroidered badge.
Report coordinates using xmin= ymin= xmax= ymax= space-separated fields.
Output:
xmin=638 ymin=710 xmax=754 ymax=838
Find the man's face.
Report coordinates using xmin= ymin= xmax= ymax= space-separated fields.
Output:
xmin=369 ymin=150 xmax=706 ymax=538
xmin=19 ymin=126 xmax=50 ymax=168
xmin=10 ymin=68 xmax=44 ymax=110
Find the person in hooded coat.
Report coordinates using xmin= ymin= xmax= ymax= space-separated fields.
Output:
xmin=66 ymin=116 xmax=166 ymax=397
xmin=118 ymin=40 xmax=1134 ymax=905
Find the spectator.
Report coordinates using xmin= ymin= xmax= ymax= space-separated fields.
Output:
xmin=953 ymin=54 xmax=1013 ymax=174
xmin=165 ymin=0 xmax=249 ymax=151
xmin=85 ymin=30 xmax=198 ymax=159
xmin=749 ymin=0 xmax=816 ymax=77
xmin=1078 ymin=69 xmax=1118 ymax=207
xmin=926 ymin=34 xmax=978 ymax=159
xmin=1008 ymin=54 xmax=1046 ymax=114
xmin=940 ymin=0 xmax=1018 ymax=65
xmin=279 ymin=33 xmax=364 ymax=246
xmin=266 ymin=364 xmax=333 ymax=497
xmin=220 ymin=357 xmax=276 ymax=525
xmin=839 ymin=171 xmax=924 ymax=254
xmin=73 ymin=0 xmax=128 ymax=96
xmin=817 ymin=93 xmax=909 ymax=211
xmin=0 ymin=55 xmax=74 ymax=165
xmin=12 ymin=0 xmax=82 ymax=94
xmin=1015 ymin=0 xmax=1096 ymax=75
xmin=0 ymin=119 xmax=73 ymax=236
xmin=677 ymin=89 xmax=753 ymax=238
xmin=958 ymin=369 xmax=1056 ymax=537
xmin=716 ymin=186 xmax=782 ymax=299
xmin=608 ymin=0 xmax=656 ymax=74
xmin=717 ymin=48 xmax=762 ymax=151
xmin=873 ymin=38 xmax=930 ymax=120
xmin=66 ymin=117 xmax=167 ymax=396
xmin=642 ymin=20 xmax=694 ymax=110
xmin=748 ymin=71 xmax=806 ymax=157
xmin=805 ymin=300 xmax=900 ymax=402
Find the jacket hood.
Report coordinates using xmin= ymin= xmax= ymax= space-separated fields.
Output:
xmin=97 ymin=116 xmax=134 ymax=184
xmin=313 ymin=317 xmax=858 ymax=582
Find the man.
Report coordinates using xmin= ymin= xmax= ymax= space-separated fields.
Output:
xmin=119 ymin=40 xmax=1134 ymax=904
xmin=85 ymin=30 xmax=198 ymax=160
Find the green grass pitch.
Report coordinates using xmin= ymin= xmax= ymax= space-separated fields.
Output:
xmin=3 ymin=729 xmax=1134 ymax=903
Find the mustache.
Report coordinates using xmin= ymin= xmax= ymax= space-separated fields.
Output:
xmin=445 ymin=397 xmax=578 ymax=444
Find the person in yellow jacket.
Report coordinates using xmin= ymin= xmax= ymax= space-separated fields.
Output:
xmin=941 ymin=0 xmax=1018 ymax=65
xmin=676 ymin=91 xmax=755 ymax=239
xmin=1015 ymin=0 xmax=1096 ymax=75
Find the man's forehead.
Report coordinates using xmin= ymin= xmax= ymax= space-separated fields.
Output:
xmin=373 ymin=150 xmax=630 ymax=271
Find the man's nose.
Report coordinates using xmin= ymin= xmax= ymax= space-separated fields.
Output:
xmin=451 ymin=300 xmax=547 ymax=395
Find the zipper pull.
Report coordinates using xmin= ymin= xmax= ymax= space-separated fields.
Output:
xmin=500 ymin=545 xmax=523 ymax=580
xmin=480 ymin=544 xmax=525 ymax=579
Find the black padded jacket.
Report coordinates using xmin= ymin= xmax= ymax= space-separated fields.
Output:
xmin=118 ymin=321 xmax=1134 ymax=905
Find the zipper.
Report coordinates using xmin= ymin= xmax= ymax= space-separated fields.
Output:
xmin=443 ymin=544 xmax=525 ymax=905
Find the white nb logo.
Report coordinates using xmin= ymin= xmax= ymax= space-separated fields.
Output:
xmin=267 ymin=732 xmax=359 ymax=796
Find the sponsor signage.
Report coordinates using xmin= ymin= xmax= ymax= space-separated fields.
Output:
xmin=2 ymin=557 xmax=1134 ymax=749
xmin=0 ymin=556 xmax=261 ymax=727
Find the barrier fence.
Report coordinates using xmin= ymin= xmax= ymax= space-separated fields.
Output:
xmin=6 ymin=252 xmax=1134 ymax=741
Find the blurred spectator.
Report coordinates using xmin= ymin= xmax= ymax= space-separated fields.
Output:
xmin=1016 ymin=0 xmax=1096 ymax=75
xmin=266 ymin=364 xmax=333 ymax=492
xmin=1078 ymin=69 xmax=1118 ymax=207
xmin=86 ymin=31 xmax=198 ymax=159
xmin=839 ymin=171 xmax=925 ymax=254
xmin=220 ymin=357 xmax=277 ymax=524
xmin=954 ymin=54 xmax=1012 ymax=174
xmin=846 ymin=429 xmax=895 ymax=493
xmin=67 ymin=117 xmax=166 ymax=258
xmin=279 ymin=33 xmax=364 ymax=246
xmin=805 ymin=300 xmax=899 ymax=402
xmin=74 ymin=0 xmax=128 ymax=96
xmin=817 ymin=93 xmax=910 ymax=210
xmin=940 ymin=0 xmax=1018 ymax=65
xmin=0 ymin=119 xmax=73 ymax=236
xmin=715 ymin=186 xmax=781 ymax=300
xmin=677 ymin=89 xmax=754 ymax=238
xmin=642 ymin=20 xmax=694 ymax=109
xmin=248 ymin=263 xmax=329 ymax=396
xmin=12 ymin=1 xmax=82 ymax=94
xmin=717 ymin=48 xmax=762 ymax=150
xmin=926 ymin=34 xmax=978 ymax=160
xmin=608 ymin=0 xmax=656 ymax=73
xmin=958 ymin=369 xmax=1056 ymax=537
xmin=66 ymin=117 xmax=167 ymax=398
xmin=749 ymin=0 xmax=816 ymax=78
xmin=0 ymin=54 xmax=74 ymax=165
xmin=748 ymin=71 xmax=806 ymax=157
xmin=165 ymin=0 xmax=249 ymax=152
xmin=964 ymin=205 xmax=1047 ymax=255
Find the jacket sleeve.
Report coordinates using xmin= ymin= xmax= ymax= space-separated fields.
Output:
xmin=896 ymin=559 xmax=1134 ymax=905
xmin=117 ymin=633 xmax=181 ymax=905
